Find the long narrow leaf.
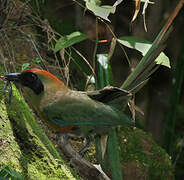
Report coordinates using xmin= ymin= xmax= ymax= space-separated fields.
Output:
xmin=121 ymin=0 xmax=183 ymax=91
xmin=95 ymin=53 xmax=123 ymax=180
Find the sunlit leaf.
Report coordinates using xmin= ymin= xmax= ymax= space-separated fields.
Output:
xmin=97 ymin=54 xmax=109 ymax=69
xmin=54 ymin=31 xmax=87 ymax=52
xmin=96 ymin=54 xmax=114 ymax=88
xmin=118 ymin=36 xmax=150 ymax=53
xmin=84 ymin=0 xmax=123 ymax=21
xmin=113 ymin=0 xmax=124 ymax=7
xmin=85 ymin=0 xmax=116 ymax=21
xmin=118 ymin=36 xmax=170 ymax=68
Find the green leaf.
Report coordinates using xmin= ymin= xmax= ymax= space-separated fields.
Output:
xmin=85 ymin=0 xmax=116 ymax=21
xmin=96 ymin=54 xmax=114 ymax=88
xmin=118 ymin=36 xmax=171 ymax=68
xmin=54 ymin=31 xmax=87 ymax=53
xmin=32 ymin=57 xmax=44 ymax=64
xmin=21 ymin=63 xmax=30 ymax=71
xmin=97 ymin=54 xmax=109 ymax=70
xmin=95 ymin=53 xmax=123 ymax=180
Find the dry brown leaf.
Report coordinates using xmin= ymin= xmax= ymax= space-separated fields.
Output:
xmin=128 ymin=97 xmax=144 ymax=122
xmin=142 ymin=0 xmax=149 ymax=32
xmin=108 ymin=37 xmax=116 ymax=60
xmin=131 ymin=0 xmax=141 ymax=22
xmin=100 ymin=135 xmax=108 ymax=159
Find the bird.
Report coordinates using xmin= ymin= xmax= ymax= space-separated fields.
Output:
xmin=1 ymin=68 xmax=133 ymax=154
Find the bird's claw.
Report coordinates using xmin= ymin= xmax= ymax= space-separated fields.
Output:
xmin=78 ymin=135 xmax=93 ymax=156
xmin=0 ymin=77 xmax=13 ymax=104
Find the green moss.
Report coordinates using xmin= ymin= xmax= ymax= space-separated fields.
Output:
xmin=118 ymin=127 xmax=174 ymax=180
xmin=83 ymin=127 xmax=174 ymax=179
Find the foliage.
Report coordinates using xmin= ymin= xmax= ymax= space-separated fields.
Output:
xmin=54 ymin=32 xmax=87 ymax=52
xmin=118 ymin=36 xmax=170 ymax=68
xmin=21 ymin=58 xmax=45 ymax=71
xmin=1 ymin=0 xmax=183 ymax=179
xmin=84 ymin=0 xmax=117 ymax=22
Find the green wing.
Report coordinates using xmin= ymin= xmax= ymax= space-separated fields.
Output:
xmin=43 ymin=91 xmax=133 ymax=127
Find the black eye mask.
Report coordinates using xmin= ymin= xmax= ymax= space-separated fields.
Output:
xmin=0 ymin=72 xmax=44 ymax=104
xmin=19 ymin=72 xmax=44 ymax=95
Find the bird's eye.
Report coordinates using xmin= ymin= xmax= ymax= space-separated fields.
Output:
xmin=29 ymin=74 xmax=36 ymax=81
xmin=21 ymin=72 xmax=38 ymax=83
xmin=27 ymin=73 xmax=38 ymax=83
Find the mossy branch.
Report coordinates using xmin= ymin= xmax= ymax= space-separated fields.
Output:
xmin=0 ymin=66 xmax=79 ymax=180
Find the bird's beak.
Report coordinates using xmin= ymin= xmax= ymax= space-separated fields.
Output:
xmin=1 ymin=73 xmax=21 ymax=82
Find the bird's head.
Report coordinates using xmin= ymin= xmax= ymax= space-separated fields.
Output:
xmin=2 ymin=69 xmax=68 ymax=96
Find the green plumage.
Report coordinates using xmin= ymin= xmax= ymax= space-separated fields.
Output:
xmin=43 ymin=89 xmax=133 ymax=136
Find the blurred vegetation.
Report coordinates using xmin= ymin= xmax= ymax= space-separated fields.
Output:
xmin=0 ymin=0 xmax=183 ymax=179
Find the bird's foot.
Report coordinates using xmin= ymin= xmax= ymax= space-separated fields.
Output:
xmin=78 ymin=135 xmax=93 ymax=156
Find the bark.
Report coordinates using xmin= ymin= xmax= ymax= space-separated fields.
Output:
xmin=57 ymin=134 xmax=110 ymax=180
